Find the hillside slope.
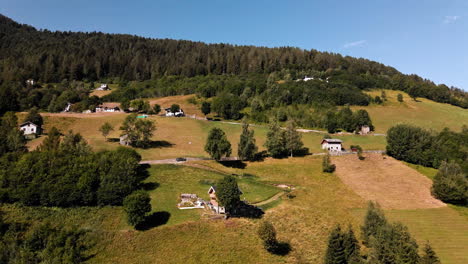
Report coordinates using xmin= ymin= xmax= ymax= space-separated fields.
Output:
xmin=352 ymin=90 xmax=468 ymax=133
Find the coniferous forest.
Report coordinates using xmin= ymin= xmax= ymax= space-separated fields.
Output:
xmin=0 ymin=13 xmax=467 ymax=119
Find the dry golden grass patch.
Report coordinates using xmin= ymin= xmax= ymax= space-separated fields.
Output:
xmin=333 ymin=153 xmax=446 ymax=209
xmin=148 ymin=94 xmax=203 ymax=116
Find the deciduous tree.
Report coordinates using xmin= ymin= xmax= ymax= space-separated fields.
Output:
xmin=204 ymin=128 xmax=231 ymax=160
xmin=123 ymin=190 xmax=152 ymax=228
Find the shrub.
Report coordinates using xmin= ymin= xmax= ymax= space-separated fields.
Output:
xmin=123 ymin=190 xmax=152 ymax=228
xmin=431 ymin=161 xmax=468 ymax=205
xmin=322 ymin=154 xmax=336 ymax=173
xmin=258 ymin=221 xmax=278 ymax=252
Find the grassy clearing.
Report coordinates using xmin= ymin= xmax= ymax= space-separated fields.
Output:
xmin=30 ymin=113 xmax=386 ymax=160
xmin=352 ymin=90 xmax=468 ymax=133
xmin=90 ymin=83 xmax=119 ymax=97
xmin=144 ymin=164 xmax=280 ymax=226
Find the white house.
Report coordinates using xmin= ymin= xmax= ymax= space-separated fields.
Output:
xmin=207 ymin=186 xmax=225 ymax=214
xmin=165 ymin=108 xmax=184 ymax=117
xmin=19 ymin=121 xmax=42 ymax=135
xmin=95 ymin=84 xmax=110 ymax=91
xmin=26 ymin=79 xmax=35 ymax=86
xmin=63 ymin=102 xmax=72 ymax=112
xmin=95 ymin=103 xmax=121 ymax=113
xmin=321 ymin=139 xmax=343 ymax=152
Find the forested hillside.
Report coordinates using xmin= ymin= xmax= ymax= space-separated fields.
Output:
xmin=0 ymin=13 xmax=467 ymax=117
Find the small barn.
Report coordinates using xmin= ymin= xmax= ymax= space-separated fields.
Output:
xmin=120 ymin=134 xmax=131 ymax=146
xmin=321 ymin=139 xmax=343 ymax=152
xmin=96 ymin=103 xmax=121 ymax=113
xmin=359 ymin=125 xmax=371 ymax=135
xmin=20 ymin=121 xmax=42 ymax=138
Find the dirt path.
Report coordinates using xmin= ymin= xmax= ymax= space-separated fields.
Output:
xmin=253 ymin=192 xmax=285 ymax=206
xmin=333 ymin=153 xmax=446 ymax=209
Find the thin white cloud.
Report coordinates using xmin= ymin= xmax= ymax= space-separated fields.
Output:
xmin=443 ymin=15 xmax=461 ymax=24
xmin=343 ymin=40 xmax=367 ymax=48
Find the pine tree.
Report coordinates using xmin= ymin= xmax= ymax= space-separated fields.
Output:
xmin=38 ymin=127 xmax=61 ymax=152
xmin=204 ymin=128 xmax=232 ymax=161
xmin=343 ymin=225 xmax=361 ymax=263
xmin=324 ymin=225 xmax=346 ymax=264
xmin=264 ymin=119 xmax=286 ymax=158
xmin=420 ymin=243 xmax=441 ymax=264
xmin=285 ymin=121 xmax=303 ymax=157
xmin=238 ymin=121 xmax=257 ymax=161
xmin=361 ymin=201 xmax=387 ymax=246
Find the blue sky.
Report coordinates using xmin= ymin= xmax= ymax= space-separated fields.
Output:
xmin=1 ymin=0 xmax=467 ymax=90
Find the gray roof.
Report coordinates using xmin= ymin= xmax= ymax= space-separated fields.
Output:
xmin=323 ymin=139 xmax=343 ymax=143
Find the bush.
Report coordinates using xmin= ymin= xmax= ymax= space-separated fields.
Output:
xmin=258 ymin=221 xmax=278 ymax=252
xmin=431 ymin=161 xmax=468 ymax=205
xmin=322 ymin=154 xmax=336 ymax=173
xmin=123 ymin=191 xmax=152 ymax=228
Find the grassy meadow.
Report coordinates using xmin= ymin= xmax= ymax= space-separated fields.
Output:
xmin=352 ymin=90 xmax=468 ymax=133
xmin=26 ymin=112 xmax=387 ymax=160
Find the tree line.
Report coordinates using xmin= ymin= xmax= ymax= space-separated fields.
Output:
xmin=325 ymin=202 xmax=441 ymax=264
xmin=1 ymin=14 xmax=466 ymax=112
xmin=0 ymin=126 xmax=147 ymax=207
xmin=386 ymin=124 xmax=468 ymax=205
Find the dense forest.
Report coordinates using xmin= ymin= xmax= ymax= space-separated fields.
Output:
xmin=0 ymin=13 xmax=467 ymax=117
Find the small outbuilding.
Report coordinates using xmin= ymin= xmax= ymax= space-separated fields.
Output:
xmin=120 ymin=134 xmax=131 ymax=146
xmin=96 ymin=84 xmax=110 ymax=91
xmin=165 ymin=108 xmax=185 ymax=117
xmin=359 ymin=125 xmax=371 ymax=135
xmin=321 ymin=139 xmax=343 ymax=152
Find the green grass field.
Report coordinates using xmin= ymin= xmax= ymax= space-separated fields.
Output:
xmin=352 ymin=90 xmax=468 ymax=133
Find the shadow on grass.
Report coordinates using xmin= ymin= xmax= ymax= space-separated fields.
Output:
xmin=140 ymin=182 xmax=160 ymax=191
xmin=146 ymin=140 xmax=174 ymax=148
xmin=268 ymin=242 xmax=292 ymax=256
xmin=108 ymin=138 xmax=120 ymax=143
xmin=136 ymin=211 xmax=171 ymax=231
xmin=219 ymin=160 xmax=246 ymax=169
xmin=230 ymin=201 xmax=264 ymax=219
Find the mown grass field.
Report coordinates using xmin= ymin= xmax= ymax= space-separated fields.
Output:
xmin=352 ymin=90 xmax=468 ymax=133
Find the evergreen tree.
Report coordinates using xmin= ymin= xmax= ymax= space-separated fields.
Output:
xmin=324 ymin=225 xmax=346 ymax=264
xmin=238 ymin=121 xmax=257 ymax=161
xmin=204 ymin=128 xmax=232 ymax=161
xmin=152 ymin=104 xmax=161 ymax=115
xmin=420 ymin=243 xmax=441 ymax=264
xmin=264 ymin=119 xmax=286 ymax=158
xmin=285 ymin=121 xmax=303 ymax=157
xmin=24 ymin=107 xmax=43 ymax=127
xmin=38 ymin=127 xmax=61 ymax=152
xmin=216 ymin=175 xmax=241 ymax=213
xmin=397 ymin=93 xmax=404 ymax=102
xmin=361 ymin=201 xmax=387 ymax=246
xmin=343 ymin=225 xmax=361 ymax=263
xmin=201 ymin=101 xmax=211 ymax=116
xmin=337 ymin=107 xmax=355 ymax=132
xmin=325 ymin=111 xmax=338 ymax=134
xmin=123 ymin=190 xmax=152 ymax=228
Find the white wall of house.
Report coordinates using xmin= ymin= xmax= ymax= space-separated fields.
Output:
xmin=322 ymin=143 xmax=342 ymax=151
xmin=20 ymin=124 xmax=38 ymax=135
